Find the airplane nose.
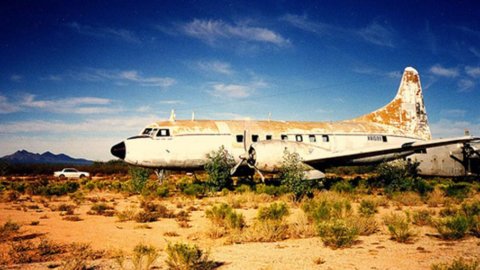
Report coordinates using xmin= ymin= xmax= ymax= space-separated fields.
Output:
xmin=111 ymin=142 xmax=126 ymax=160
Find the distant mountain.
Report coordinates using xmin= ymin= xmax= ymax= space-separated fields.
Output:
xmin=1 ymin=150 xmax=93 ymax=165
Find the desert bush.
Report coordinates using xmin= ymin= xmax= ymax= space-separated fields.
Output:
xmin=431 ymin=257 xmax=479 ymax=270
xmin=412 ymin=210 xmax=434 ymax=226
xmin=358 ymin=199 xmax=377 ymax=217
xmin=376 ymin=161 xmax=415 ymax=191
xmin=165 ymin=242 xmax=216 ymax=270
xmin=391 ymin=192 xmax=423 ymax=206
xmin=257 ymin=202 xmax=289 ymax=222
xmin=87 ymin=202 xmax=115 ymax=216
xmin=279 ymin=150 xmax=313 ymax=200
xmin=116 ymin=206 xmax=137 ymax=222
xmin=289 ymin=212 xmax=317 ymax=239
xmin=461 ymin=200 xmax=480 ymax=217
xmin=179 ymin=181 xmax=207 ymax=198
xmin=140 ymin=201 xmax=175 ymax=218
xmin=444 ymin=182 xmax=472 ymax=200
xmin=204 ymin=146 xmax=235 ymax=191
xmin=0 ymin=220 xmax=20 ymax=240
xmin=302 ymin=197 xmax=352 ymax=223
xmin=134 ymin=210 xmax=159 ymax=223
xmin=255 ymin=183 xmax=288 ymax=197
xmin=242 ymin=203 xmax=290 ymax=242
xmin=234 ymin=184 xmax=251 ymax=193
xmin=205 ymin=203 xmax=245 ymax=230
xmin=427 ymin=188 xmax=447 ymax=207
xmin=383 ymin=212 xmax=416 ymax=243
xmin=62 ymin=243 xmax=94 ymax=270
xmin=434 ymin=214 xmax=470 ymax=240
xmin=156 ymin=184 xmax=170 ymax=198
xmin=129 ymin=167 xmax=151 ymax=194
xmin=132 ymin=243 xmax=159 ymax=270
xmin=348 ymin=215 xmax=378 ymax=236
xmin=317 ymin=219 xmax=358 ymax=248
xmin=3 ymin=190 xmax=20 ymax=202
xmin=331 ymin=180 xmax=354 ymax=193
xmin=38 ymin=238 xmax=63 ymax=256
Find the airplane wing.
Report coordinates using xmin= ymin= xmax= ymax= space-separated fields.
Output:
xmin=303 ymin=136 xmax=477 ymax=169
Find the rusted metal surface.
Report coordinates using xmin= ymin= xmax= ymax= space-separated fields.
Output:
xmin=350 ymin=67 xmax=431 ymax=140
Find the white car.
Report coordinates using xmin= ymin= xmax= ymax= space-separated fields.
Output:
xmin=54 ymin=168 xmax=90 ymax=178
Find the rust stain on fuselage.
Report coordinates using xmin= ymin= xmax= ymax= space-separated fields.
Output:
xmin=146 ymin=119 xmax=412 ymax=138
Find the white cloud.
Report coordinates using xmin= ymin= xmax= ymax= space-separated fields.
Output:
xmin=10 ymin=74 xmax=23 ymax=82
xmin=68 ymin=68 xmax=176 ymax=88
xmin=41 ymin=75 xmax=63 ymax=81
xmin=429 ymin=64 xmax=459 ymax=78
xmin=282 ymin=14 xmax=395 ymax=47
xmin=352 ymin=66 xmax=401 ymax=78
xmin=0 ymin=95 xmax=20 ymax=114
xmin=18 ymin=94 xmax=118 ymax=114
xmin=197 ymin=60 xmax=233 ymax=75
xmin=118 ymin=70 xmax=176 ymax=87
xmin=159 ymin=100 xmax=184 ymax=105
xmin=210 ymin=84 xmax=252 ymax=98
xmin=440 ymin=109 xmax=466 ymax=118
xmin=0 ymin=115 xmax=160 ymax=134
xmin=458 ymin=79 xmax=475 ymax=92
xmin=465 ymin=66 xmax=480 ymax=78
xmin=181 ymin=19 xmax=289 ymax=46
xmin=68 ymin=22 xmax=141 ymax=44
xmin=430 ymin=119 xmax=479 ymax=138
xmin=357 ymin=22 xmax=395 ymax=48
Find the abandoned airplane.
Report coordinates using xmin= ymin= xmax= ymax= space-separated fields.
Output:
xmin=111 ymin=67 xmax=478 ymax=179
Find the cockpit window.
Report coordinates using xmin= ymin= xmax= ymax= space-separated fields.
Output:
xmin=142 ymin=128 xmax=152 ymax=135
xmin=150 ymin=128 xmax=158 ymax=136
xmin=156 ymin=129 xmax=170 ymax=137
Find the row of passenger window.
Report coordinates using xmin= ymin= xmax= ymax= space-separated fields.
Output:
xmin=236 ymin=134 xmax=330 ymax=143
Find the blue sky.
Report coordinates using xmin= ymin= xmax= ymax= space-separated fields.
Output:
xmin=1 ymin=1 xmax=479 ymax=160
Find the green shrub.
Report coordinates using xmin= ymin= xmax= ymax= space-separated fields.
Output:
xmin=180 ymin=182 xmax=207 ymax=198
xmin=205 ymin=203 xmax=233 ymax=225
xmin=165 ymin=242 xmax=216 ymax=270
xmin=431 ymin=257 xmax=479 ymax=270
xmin=257 ymin=203 xmax=289 ymax=222
xmin=317 ymin=219 xmax=358 ymax=248
xmin=279 ymin=150 xmax=312 ymax=200
xmin=204 ymin=146 xmax=235 ymax=191
xmin=412 ymin=210 xmax=434 ymax=226
xmin=444 ymin=182 xmax=471 ymax=200
xmin=255 ymin=183 xmax=288 ymax=196
xmin=302 ymin=197 xmax=352 ymax=223
xmin=234 ymin=184 xmax=251 ymax=193
xmin=331 ymin=180 xmax=354 ymax=193
xmin=348 ymin=216 xmax=378 ymax=236
xmin=461 ymin=200 xmax=480 ymax=217
xmin=435 ymin=215 xmax=470 ymax=240
xmin=129 ymin=167 xmax=151 ymax=194
xmin=383 ymin=212 xmax=416 ymax=243
xmin=358 ymin=199 xmax=377 ymax=217
xmin=132 ymin=243 xmax=159 ymax=270
xmin=156 ymin=185 xmax=170 ymax=198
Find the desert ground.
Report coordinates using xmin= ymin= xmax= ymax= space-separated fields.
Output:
xmin=0 ymin=173 xmax=479 ymax=270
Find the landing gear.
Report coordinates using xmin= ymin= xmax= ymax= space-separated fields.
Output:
xmin=154 ymin=169 xmax=166 ymax=184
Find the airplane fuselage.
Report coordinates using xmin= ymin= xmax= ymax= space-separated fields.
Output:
xmin=113 ymin=119 xmax=422 ymax=173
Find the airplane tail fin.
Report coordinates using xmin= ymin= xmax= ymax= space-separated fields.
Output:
xmin=352 ymin=67 xmax=432 ymax=140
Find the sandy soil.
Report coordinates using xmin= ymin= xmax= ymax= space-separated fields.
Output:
xmin=0 ymin=191 xmax=479 ymax=269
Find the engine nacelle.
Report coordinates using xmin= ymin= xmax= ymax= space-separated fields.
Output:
xmin=248 ymin=140 xmax=328 ymax=173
